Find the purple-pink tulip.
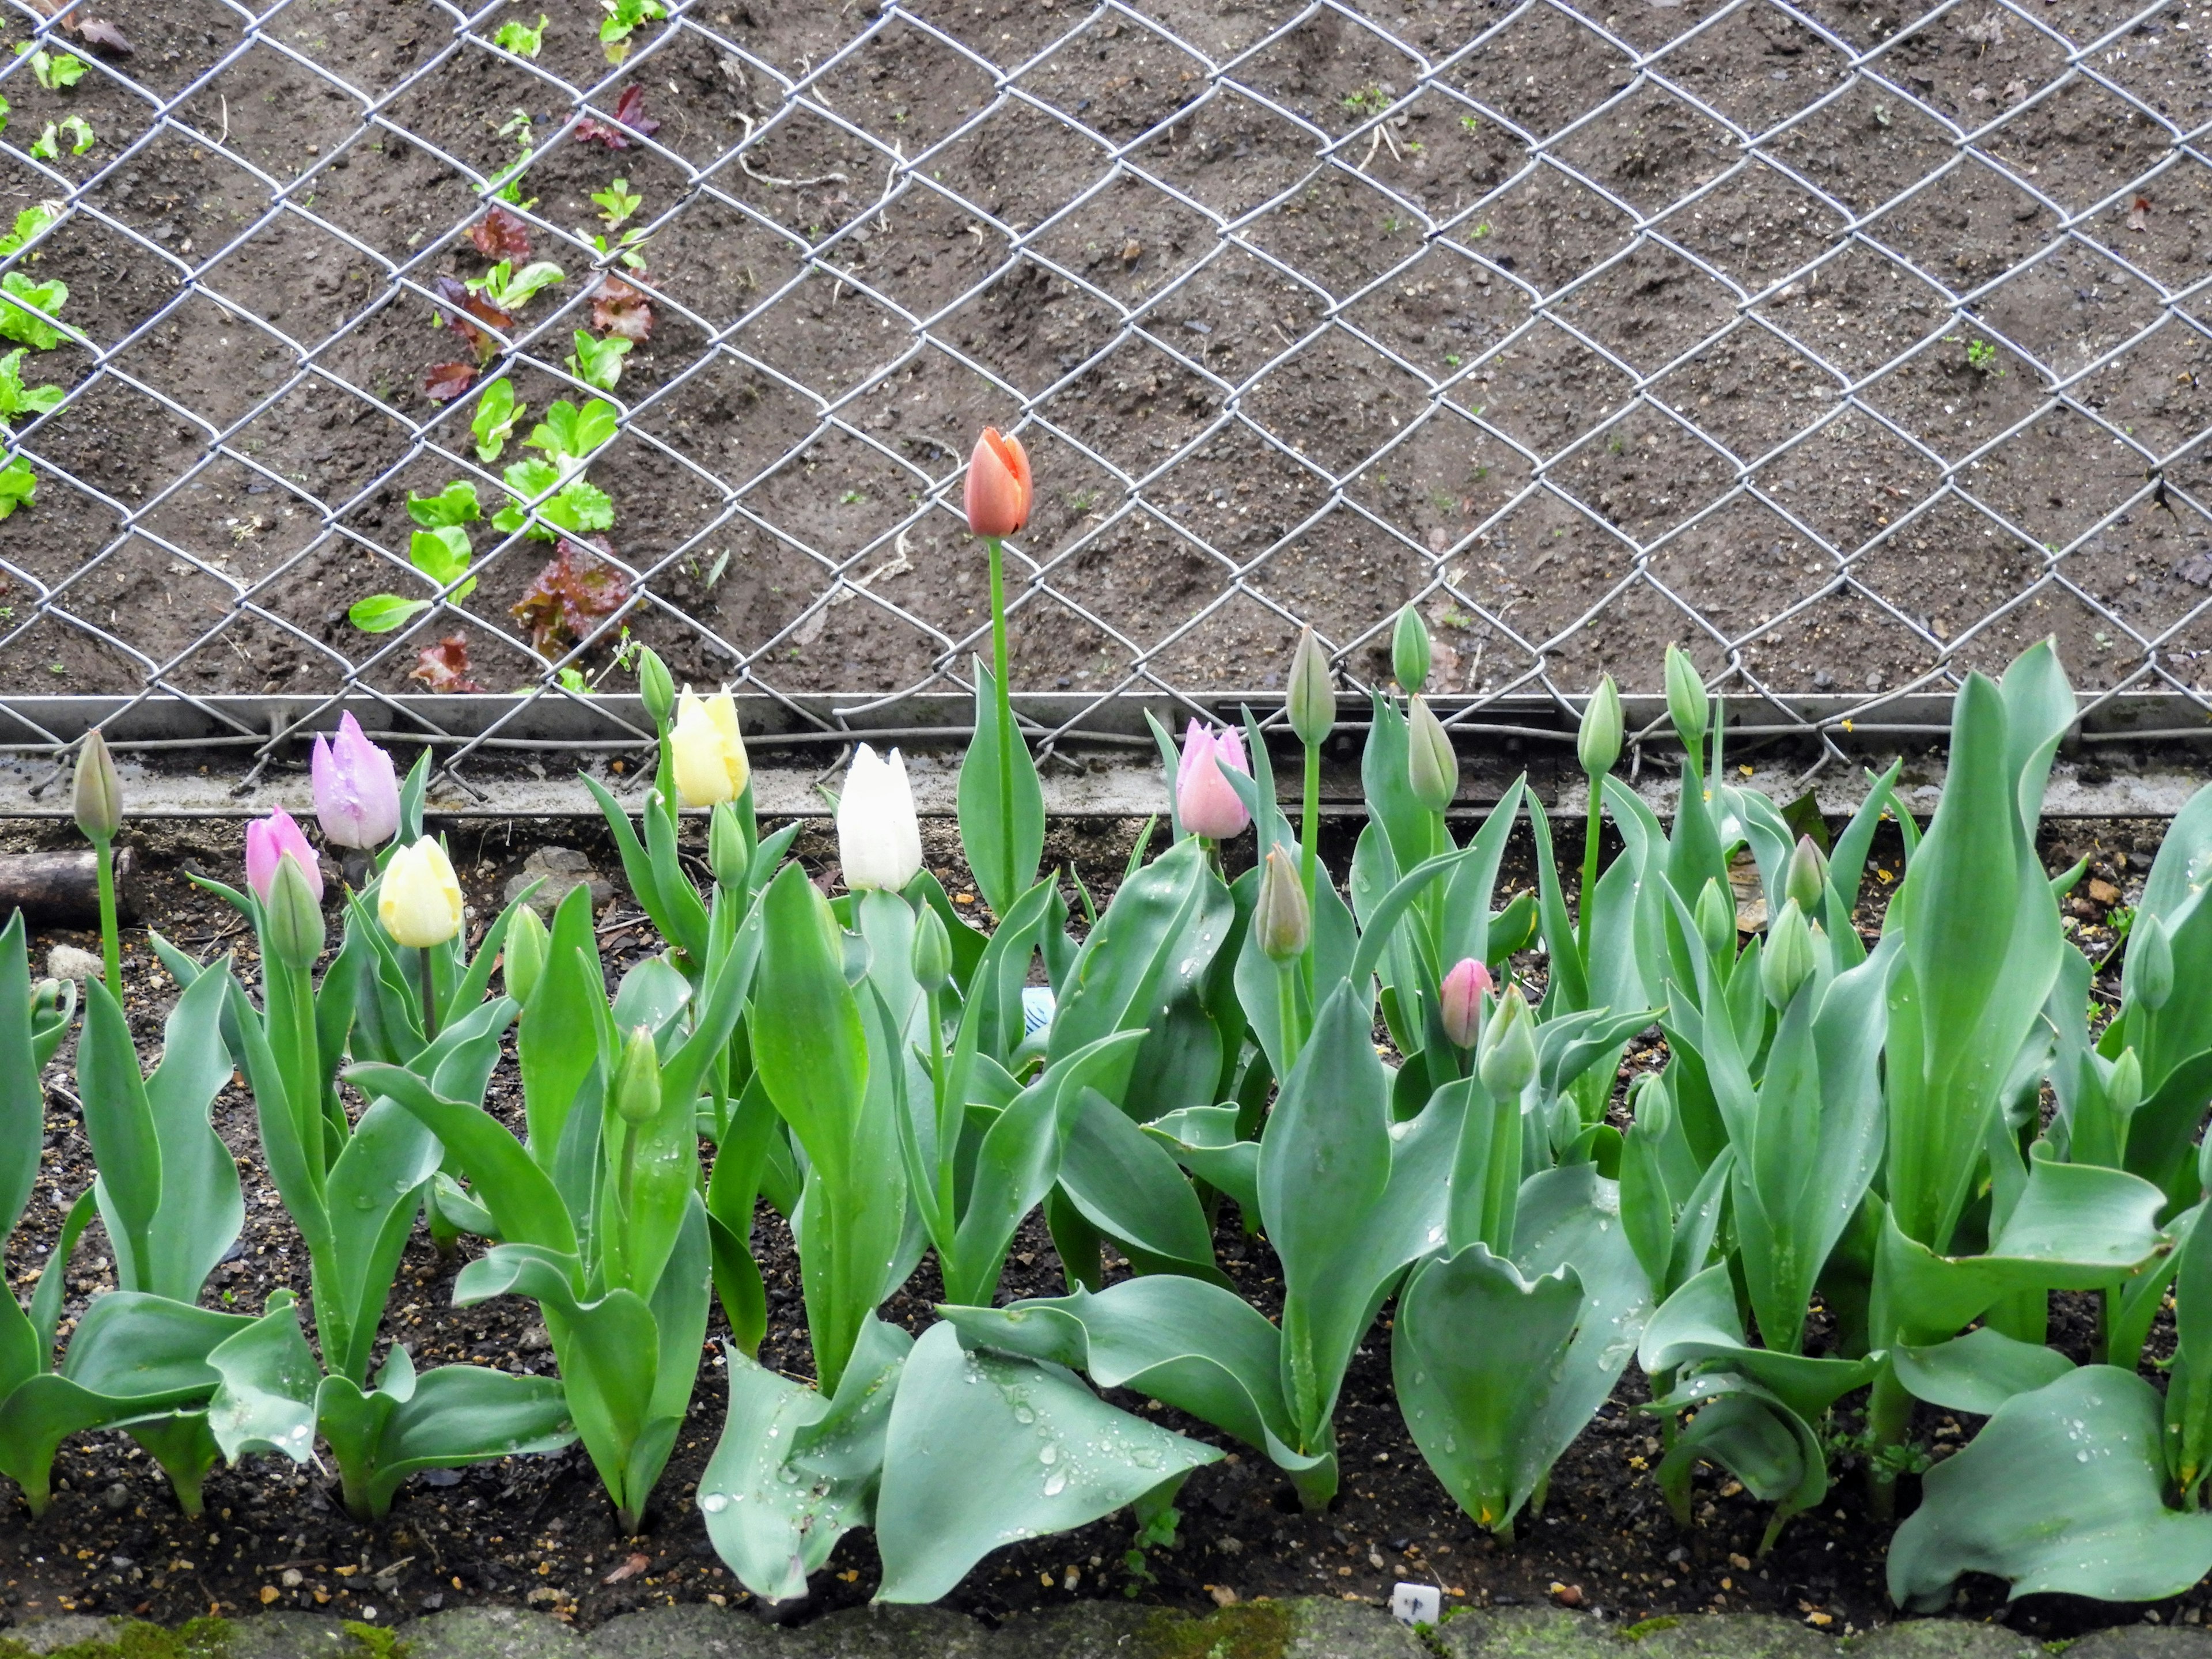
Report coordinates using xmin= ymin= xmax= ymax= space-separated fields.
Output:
xmin=310 ymin=711 xmax=401 ymax=850
xmin=245 ymin=807 xmax=323 ymax=904
xmin=1440 ymin=957 xmax=1493 ymax=1050
xmin=1176 ymin=721 xmax=1252 ymax=842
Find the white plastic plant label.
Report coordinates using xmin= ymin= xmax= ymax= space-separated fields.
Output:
xmin=1392 ymin=1582 xmax=1442 ymax=1627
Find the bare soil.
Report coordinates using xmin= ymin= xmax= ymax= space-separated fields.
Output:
xmin=0 ymin=809 xmax=2191 ymax=1643
xmin=3 ymin=0 xmax=2209 ymax=711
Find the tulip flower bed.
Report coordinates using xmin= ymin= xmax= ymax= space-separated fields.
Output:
xmin=16 ymin=430 xmax=2212 ymax=1646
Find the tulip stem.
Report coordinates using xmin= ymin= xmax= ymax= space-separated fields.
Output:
xmin=1577 ymin=776 xmax=1602 ymax=964
xmin=92 ymin=835 xmax=120 ymax=1000
xmin=1299 ymin=743 xmax=1320 ymax=996
xmin=986 ymin=534 xmax=1018 ymax=886
xmin=1275 ymin=959 xmax=1304 ymax=1075
xmin=418 ymin=946 xmax=440 ymax=1043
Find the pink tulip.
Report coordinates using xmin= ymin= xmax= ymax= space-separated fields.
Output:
xmin=1176 ymin=721 xmax=1251 ymax=841
xmin=1440 ymin=957 xmax=1493 ymax=1050
xmin=245 ymin=807 xmax=323 ymax=904
xmin=310 ymin=711 xmax=401 ymax=849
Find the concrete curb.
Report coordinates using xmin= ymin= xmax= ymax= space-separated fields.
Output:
xmin=3 ymin=1597 xmax=2191 ymax=1659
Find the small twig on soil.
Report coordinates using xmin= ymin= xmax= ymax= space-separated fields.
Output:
xmin=731 ymin=111 xmax=848 ymax=190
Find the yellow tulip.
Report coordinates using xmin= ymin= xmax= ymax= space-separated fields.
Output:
xmin=379 ymin=836 xmax=463 ymax=948
xmin=670 ymin=690 xmax=750 ymax=808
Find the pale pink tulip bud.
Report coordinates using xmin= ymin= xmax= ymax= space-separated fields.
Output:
xmin=245 ymin=807 xmax=322 ymax=904
xmin=1176 ymin=721 xmax=1251 ymax=841
xmin=1440 ymin=957 xmax=1492 ymax=1050
xmin=310 ymin=711 xmax=402 ymax=850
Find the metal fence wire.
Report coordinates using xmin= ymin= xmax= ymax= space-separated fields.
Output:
xmin=1 ymin=0 xmax=2210 ymax=789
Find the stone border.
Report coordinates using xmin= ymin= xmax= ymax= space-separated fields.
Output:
xmin=4 ymin=1596 xmax=2197 ymax=1659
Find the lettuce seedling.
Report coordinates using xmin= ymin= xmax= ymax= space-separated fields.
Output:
xmin=471 ymin=377 xmax=525 ymax=462
xmin=29 ymin=116 xmax=93 ymax=158
xmin=566 ymin=328 xmax=628 ymax=392
xmin=410 ymin=634 xmax=483 ymax=691
xmin=423 ymin=361 xmax=475 ymax=403
xmin=598 ymin=0 xmax=664 ymax=63
xmin=578 ymin=84 xmax=658 ymax=147
xmin=525 ymin=396 xmax=619 ymax=468
xmin=486 ymin=111 xmax=537 ymax=210
xmin=593 ymin=177 xmax=641 ymax=227
xmin=0 ymin=202 xmax=59 ymax=256
xmin=491 ymin=13 xmax=546 ymax=56
xmin=16 ymin=45 xmax=86 ymax=89
xmin=348 ymin=484 xmax=482 ymax=631
xmin=592 ymin=276 xmax=652 ymax=342
xmin=0 ymin=347 xmax=63 ymax=421
xmin=465 ymin=259 xmax=563 ymax=315
xmin=0 ymin=453 xmax=33 ymax=518
xmin=512 ymin=534 xmax=631 ymax=654
xmin=0 ymin=271 xmax=69 ymax=349
xmin=468 ymin=204 xmax=531 ymax=262
xmin=430 ymin=275 xmax=513 ymax=365
xmin=494 ymin=459 xmax=612 ymax=540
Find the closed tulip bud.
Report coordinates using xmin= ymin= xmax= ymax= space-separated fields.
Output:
xmin=29 ymin=978 xmax=63 ymax=1023
xmin=1761 ymin=899 xmax=1815 ymax=1009
xmin=1631 ymin=1071 xmax=1673 ymax=1142
xmin=1392 ymin=605 xmax=1431 ymax=698
xmin=1578 ymin=675 xmax=1622 ymax=781
xmin=1176 ymin=721 xmax=1252 ymax=841
xmin=1695 ymin=877 xmax=1737 ymax=963
xmin=379 ymin=836 xmax=463 ymax=948
xmin=708 ymin=801 xmax=748 ymax=892
xmin=1286 ymin=627 xmax=1335 ymax=749
xmin=1407 ymin=695 xmax=1459 ymax=813
xmin=838 ymin=744 xmax=924 ymax=892
xmin=1478 ymin=984 xmax=1537 ymax=1098
xmin=263 ymin=853 xmax=325 ymax=972
xmin=1439 ymin=957 xmax=1493 ymax=1050
xmin=2131 ymin=912 xmax=2174 ymax=1013
xmin=309 ymin=711 xmax=400 ymax=850
xmin=669 ymin=689 xmax=750 ymax=809
xmin=72 ymin=729 xmax=121 ymax=844
xmin=1785 ymin=834 xmax=1829 ymax=916
xmin=613 ymin=1025 xmax=661 ymax=1128
xmin=1255 ymin=846 xmax=1310 ymax=962
xmin=912 ymin=904 xmax=953 ymax=994
xmin=964 ymin=426 xmax=1032 ymax=539
xmin=1664 ymin=645 xmax=1709 ymax=756
xmin=504 ymin=904 xmax=548 ymax=1005
xmin=246 ymin=808 xmax=323 ymax=904
xmin=636 ymin=646 xmax=675 ymax=730
xmin=2107 ymin=1047 xmax=2143 ymax=1120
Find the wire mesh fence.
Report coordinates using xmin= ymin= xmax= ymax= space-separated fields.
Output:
xmin=0 ymin=0 xmax=2209 ymax=793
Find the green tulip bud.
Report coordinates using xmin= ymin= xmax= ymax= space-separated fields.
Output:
xmin=1286 ymin=626 xmax=1335 ymax=749
xmin=1407 ymin=695 xmax=1459 ymax=813
xmin=1255 ymin=846 xmax=1311 ymax=962
xmin=1760 ymin=899 xmax=1815 ymax=1010
xmin=2107 ymin=1047 xmax=2143 ymax=1121
xmin=1577 ymin=675 xmax=1622 ymax=781
xmin=2131 ymin=913 xmax=2173 ymax=1014
xmin=1392 ymin=605 xmax=1431 ymax=698
xmin=1664 ymin=645 xmax=1709 ymax=759
xmin=1695 ymin=877 xmax=1737 ymax=964
xmin=1478 ymin=984 xmax=1537 ymax=1099
xmin=1785 ymin=834 xmax=1829 ymax=917
xmin=1630 ymin=1072 xmax=1673 ymax=1142
xmin=709 ymin=800 xmax=749 ymax=892
xmin=263 ymin=854 xmax=325 ymax=974
xmin=636 ymin=645 xmax=675 ymax=731
xmin=504 ymin=904 xmax=548 ymax=1006
xmin=72 ymin=728 xmax=122 ymax=845
xmin=614 ymin=1024 xmax=661 ymax=1127
xmin=911 ymin=904 xmax=953 ymax=994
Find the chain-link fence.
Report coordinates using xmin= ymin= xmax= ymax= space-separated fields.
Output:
xmin=0 ymin=0 xmax=2209 ymax=792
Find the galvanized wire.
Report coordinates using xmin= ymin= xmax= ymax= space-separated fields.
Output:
xmin=0 ymin=0 xmax=2206 ymax=789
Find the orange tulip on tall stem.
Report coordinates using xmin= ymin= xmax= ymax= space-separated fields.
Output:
xmin=965 ymin=426 xmax=1032 ymax=863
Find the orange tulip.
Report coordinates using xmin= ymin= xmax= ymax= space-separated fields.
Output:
xmin=964 ymin=426 xmax=1032 ymax=537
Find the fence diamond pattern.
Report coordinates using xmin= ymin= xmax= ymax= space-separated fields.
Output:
xmin=0 ymin=0 xmax=2207 ymax=783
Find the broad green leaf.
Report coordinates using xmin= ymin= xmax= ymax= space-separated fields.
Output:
xmin=955 ymin=656 xmax=1045 ymax=920
xmin=347 ymin=594 xmax=431 ymax=633
xmin=1144 ymin=1106 xmax=1260 ymax=1221
xmin=1888 ymin=1366 xmax=2212 ymax=1610
xmin=407 ymin=481 xmax=482 ymax=529
xmin=75 ymin=976 xmax=163 ymax=1285
xmin=1056 ymin=1088 xmax=1217 ymax=1279
xmin=205 ymin=1291 xmax=321 ymax=1464
xmin=134 ymin=964 xmax=244 ymax=1302
xmin=318 ymin=1097 xmax=442 ymax=1384
xmin=698 ymin=1316 xmax=911 ymax=1600
xmin=1650 ymin=1371 xmax=1828 ymax=1550
xmin=0 ymin=271 xmax=68 ymax=349
xmin=347 ymin=1062 xmax=575 ymax=1255
xmin=520 ymin=884 xmax=603 ymax=1164
xmin=0 ymin=912 xmax=36 ymax=1234
xmin=753 ymin=863 xmax=869 ymax=1193
xmin=1639 ymin=1264 xmax=1877 ymax=1425
xmin=873 ymin=1323 xmax=1219 ymax=1603
xmin=1511 ymin=1166 xmax=1656 ymax=1463
xmin=333 ymin=1362 xmax=573 ymax=1519
xmin=1894 ymin=1327 xmax=2074 ymax=1415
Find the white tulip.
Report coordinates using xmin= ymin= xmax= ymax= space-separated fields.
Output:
xmin=837 ymin=744 xmax=923 ymax=892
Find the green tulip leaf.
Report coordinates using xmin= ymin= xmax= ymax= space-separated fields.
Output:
xmin=1894 ymin=1326 xmax=2075 ymax=1416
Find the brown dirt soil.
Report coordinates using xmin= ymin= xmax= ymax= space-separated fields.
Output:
xmin=2 ymin=0 xmax=2209 ymax=711
xmin=0 ymin=810 xmax=2194 ymax=1643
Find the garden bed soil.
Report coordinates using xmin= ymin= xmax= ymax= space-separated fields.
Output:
xmin=5 ymin=0 xmax=2210 ymax=709
xmin=0 ymin=809 xmax=2187 ymax=1645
